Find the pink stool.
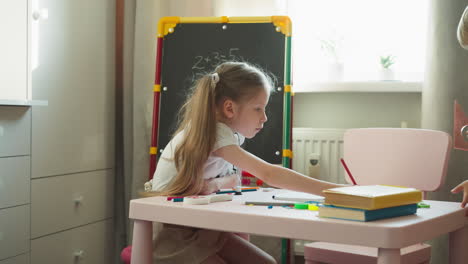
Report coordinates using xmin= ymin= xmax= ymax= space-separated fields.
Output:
xmin=121 ymin=246 xmax=132 ymax=264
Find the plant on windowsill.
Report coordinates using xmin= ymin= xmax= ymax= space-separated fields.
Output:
xmin=320 ymin=34 xmax=344 ymax=81
xmin=379 ymin=55 xmax=396 ymax=81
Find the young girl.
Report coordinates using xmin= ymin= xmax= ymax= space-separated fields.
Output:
xmin=147 ymin=61 xmax=344 ymax=264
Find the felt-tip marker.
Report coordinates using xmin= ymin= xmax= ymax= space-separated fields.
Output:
xmin=216 ymin=188 xmax=258 ymax=194
xmin=167 ymin=196 xmax=184 ymax=201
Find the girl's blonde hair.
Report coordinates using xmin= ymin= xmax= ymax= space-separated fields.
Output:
xmin=144 ymin=62 xmax=273 ymax=197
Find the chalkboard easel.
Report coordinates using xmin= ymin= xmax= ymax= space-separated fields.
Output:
xmin=149 ymin=16 xmax=293 ymax=181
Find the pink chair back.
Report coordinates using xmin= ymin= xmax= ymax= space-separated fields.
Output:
xmin=343 ymin=128 xmax=451 ymax=191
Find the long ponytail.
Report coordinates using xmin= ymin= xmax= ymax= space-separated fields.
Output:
xmin=157 ymin=75 xmax=218 ymax=196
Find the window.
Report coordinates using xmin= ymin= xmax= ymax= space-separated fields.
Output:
xmin=287 ymin=0 xmax=429 ymax=90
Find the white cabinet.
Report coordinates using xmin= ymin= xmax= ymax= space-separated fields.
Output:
xmin=29 ymin=0 xmax=115 ymax=263
xmin=0 ymin=107 xmax=31 ymax=263
xmin=0 ymin=0 xmax=47 ymax=105
xmin=1 ymin=0 xmax=115 ymax=263
xmin=0 ymin=0 xmax=29 ymax=100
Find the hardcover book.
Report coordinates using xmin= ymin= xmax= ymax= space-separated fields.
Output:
xmin=322 ymin=185 xmax=422 ymax=210
xmin=318 ymin=203 xmax=418 ymax=222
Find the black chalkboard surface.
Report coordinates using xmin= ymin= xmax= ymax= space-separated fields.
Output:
xmin=158 ymin=22 xmax=286 ymax=164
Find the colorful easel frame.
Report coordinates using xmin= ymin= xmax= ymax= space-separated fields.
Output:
xmin=149 ymin=16 xmax=293 ymax=176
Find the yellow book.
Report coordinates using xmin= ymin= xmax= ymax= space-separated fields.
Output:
xmin=323 ymin=185 xmax=422 ymax=210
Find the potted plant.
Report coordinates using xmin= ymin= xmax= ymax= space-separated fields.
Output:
xmin=320 ymin=34 xmax=344 ymax=81
xmin=379 ymin=55 xmax=395 ymax=80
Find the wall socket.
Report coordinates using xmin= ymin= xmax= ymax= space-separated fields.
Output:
xmin=293 ymin=239 xmax=313 ymax=255
xmin=462 ymin=125 xmax=468 ymax=141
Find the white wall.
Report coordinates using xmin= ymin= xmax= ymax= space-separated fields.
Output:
xmin=294 ymin=92 xmax=422 ymax=129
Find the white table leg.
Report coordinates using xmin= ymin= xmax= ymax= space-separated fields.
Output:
xmin=449 ymin=223 xmax=468 ymax=264
xmin=377 ymin=248 xmax=401 ymax=264
xmin=131 ymin=220 xmax=153 ymax=264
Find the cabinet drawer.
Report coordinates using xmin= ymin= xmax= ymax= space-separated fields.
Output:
xmin=0 ymin=253 xmax=29 ymax=264
xmin=31 ymin=170 xmax=114 ymax=238
xmin=0 ymin=206 xmax=30 ymax=260
xmin=31 ymin=220 xmax=113 ymax=264
xmin=0 ymin=156 xmax=30 ymax=209
xmin=0 ymin=107 xmax=30 ymax=157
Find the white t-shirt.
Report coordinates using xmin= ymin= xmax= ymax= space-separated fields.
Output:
xmin=151 ymin=122 xmax=245 ymax=191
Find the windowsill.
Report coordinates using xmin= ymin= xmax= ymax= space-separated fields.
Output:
xmin=293 ymin=81 xmax=422 ymax=93
xmin=0 ymin=99 xmax=48 ymax=106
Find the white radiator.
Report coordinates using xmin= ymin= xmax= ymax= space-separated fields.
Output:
xmin=292 ymin=128 xmax=347 ymax=184
xmin=291 ymin=128 xmax=347 ymax=255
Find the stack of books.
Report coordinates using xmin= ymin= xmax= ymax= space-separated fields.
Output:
xmin=319 ymin=185 xmax=422 ymax=222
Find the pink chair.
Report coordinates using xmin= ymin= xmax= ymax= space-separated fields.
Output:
xmin=304 ymin=128 xmax=452 ymax=264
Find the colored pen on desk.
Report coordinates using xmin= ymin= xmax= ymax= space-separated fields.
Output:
xmin=245 ymin=201 xmax=296 ymax=206
xmin=167 ymin=196 xmax=184 ymax=201
xmin=216 ymin=188 xmax=258 ymax=194
xmin=241 ymin=187 xmax=259 ymax=191
xmin=340 ymin=158 xmax=357 ymax=185
xmin=216 ymin=190 xmax=239 ymax=194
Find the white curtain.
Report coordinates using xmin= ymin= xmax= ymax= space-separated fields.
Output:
xmin=127 ymin=0 xmax=216 ymax=244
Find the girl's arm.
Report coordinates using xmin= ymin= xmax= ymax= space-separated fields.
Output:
xmin=214 ymin=145 xmax=345 ymax=196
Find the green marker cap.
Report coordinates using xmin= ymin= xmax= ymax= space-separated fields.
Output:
xmin=418 ymin=202 xmax=430 ymax=208
xmin=294 ymin=203 xmax=309 ymax=209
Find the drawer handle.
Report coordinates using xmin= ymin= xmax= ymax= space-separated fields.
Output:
xmin=73 ymin=249 xmax=85 ymax=259
xmin=74 ymin=196 xmax=83 ymax=206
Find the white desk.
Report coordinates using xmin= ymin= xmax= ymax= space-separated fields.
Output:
xmin=129 ymin=189 xmax=468 ymax=264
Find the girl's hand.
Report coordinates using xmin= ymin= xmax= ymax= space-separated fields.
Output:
xmin=200 ymin=178 xmax=221 ymax=195
xmin=451 ymin=180 xmax=468 ymax=216
xmin=220 ymin=174 xmax=239 ymax=189
xmin=200 ymin=174 xmax=239 ymax=195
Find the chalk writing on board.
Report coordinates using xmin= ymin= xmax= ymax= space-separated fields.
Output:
xmin=191 ymin=48 xmax=244 ymax=72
